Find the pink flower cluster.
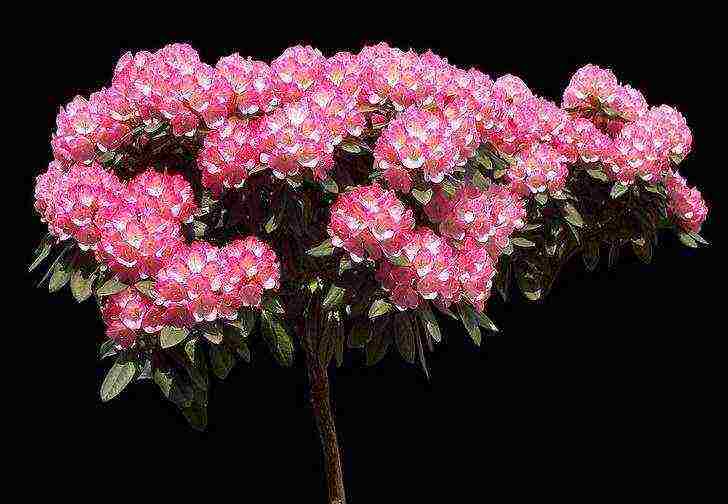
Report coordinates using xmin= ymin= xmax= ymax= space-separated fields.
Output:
xmin=426 ymin=185 xmax=526 ymax=257
xmin=101 ymin=237 xmax=281 ymax=349
xmin=665 ymin=172 xmax=708 ymax=233
xmin=327 ymin=184 xmax=415 ymax=263
xmin=101 ymin=286 xmax=165 ymax=349
xmin=34 ymin=159 xmax=281 ymax=347
xmin=562 ymin=64 xmax=648 ymax=132
xmin=375 ymin=230 xmax=496 ymax=312
xmin=328 ymin=185 xmax=501 ymax=312
xmin=154 ymin=238 xmax=280 ymax=325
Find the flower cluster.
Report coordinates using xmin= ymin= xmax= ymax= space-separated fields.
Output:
xmin=665 ymin=172 xmax=708 ymax=233
xmin=101 ymin=287 xmax=165 ymax=349
xmin=154 ymin=238 xmax=280 ymax=325
xmin=327 ymin=184 xmax=415 ymax=262
xmin=426 ymin=185 xmax=526 ymax=257
xmin=562 ymin=64 xmax=648 ymax=131
xmin=507 ymin=143 xmax=570 ymax=196
xmin=34 ymin=162 xmax=125 ymax=250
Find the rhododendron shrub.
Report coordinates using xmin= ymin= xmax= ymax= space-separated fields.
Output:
xmin=30 ymin=43 xmax=708 ymax=504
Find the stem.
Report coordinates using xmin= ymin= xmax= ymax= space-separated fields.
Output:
xmin=305 ymin=352 xmax=347 ymax=504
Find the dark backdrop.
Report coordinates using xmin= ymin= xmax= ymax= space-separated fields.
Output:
xmin=21 ymin=10 xmax=719 ymax=502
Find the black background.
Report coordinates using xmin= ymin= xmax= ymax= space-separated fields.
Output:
xmin=20 ymin=9 xmax=719 ymax=502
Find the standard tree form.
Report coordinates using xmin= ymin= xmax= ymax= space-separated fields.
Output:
xmin=30 ymin=43 xmax=708 ymax=504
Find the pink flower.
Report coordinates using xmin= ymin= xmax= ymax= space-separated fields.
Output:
xmin=270 ymin=45 xmax=326 ymax=104
xmin=95 ymin=204 xmax=183 ymax=282
xmin=455 ymin=239 xmax=496 ymax=313
xmin=428 ymin=184 xmax=526 ymax=258
xmin=154 ymin=238 xmax=280 ymax=323
xmin=507 ymin=143 xmax=569 ymax=196
xmin=374 ymin=105 xmax=460 ymax=191
xmin=562 ymin=64 xmax=619 ymax=111
xmin=197 ymin=117 xmax=264 ymax=193
xmin=34 ymin=162 xmax=125 ymax=250
xmin=327 ymin=185 xmax=415 ymax=262
xmin=258 ymin=97 xmax=335 ymax=181
xmin=101 ymin=286 xmax=165 ymax=349
xmin=665 ymin=171 xmax=708 ymax=233
xmin=126 ymin=168 xmax=197 ymax=224
xmin=216 ymin=54 xmax=278 ymax=115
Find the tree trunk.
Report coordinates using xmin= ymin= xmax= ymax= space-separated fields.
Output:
xmin=306 ymin=354 xmax=347 ymax=504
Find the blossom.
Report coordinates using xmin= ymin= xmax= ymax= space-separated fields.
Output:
xmin=454 ymin=239 xmax=496 ymax=313
xmin=126 ymin=168 xmax=197 ymax=224
xmin=376 ymin=227 xmax=459 ymax=310
xmin=427 ymin=184 xmax=526 ymax=258
xmin=34 ymin=162 xmax=125 ymax=250
xmin=270 ymin=45 xmax=326 ymax=104
xmin=95 ymin=204 xmax=183 ymax=282
xmin=154 ymin=238 xmax=280 ymax=324
xmin=665 ymin=171 xmax=708 ymax=233
xmin=101 ymin=286 xmax=165 ymax=349
xmin=258 ymin=97 xmax=335 ymax=180
xmin=374 ymin=105 xmax=460 ymax=192
xmin=507 ymin=143 xmax=569 ymax=196
xmin=216 ymin=54 xmax=278 ymax=115
xmin=196 ymin=117 xmax=264 ymax=193
xmin=327 ymin=185 xmax=415 ymax=262
xmin=555 ymin=117 xmax=613 ymax=164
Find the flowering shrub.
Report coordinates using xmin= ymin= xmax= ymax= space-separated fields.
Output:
xmin=30 ymin=43 xmax=707 ymax=504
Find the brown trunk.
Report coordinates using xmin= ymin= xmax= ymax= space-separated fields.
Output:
xmin=306 ymin=354 xmax=347 ymax=504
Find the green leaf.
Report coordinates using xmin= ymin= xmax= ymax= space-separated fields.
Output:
xmin=412 ymin=187 xmax=433 ymax=205
xmin=586 ymin=169 xmax=609 ymax=182
xmin=209 ymin=345 xmax=236 ymax=380
xmin=562 ymin=204 xmax=584 ymax=228
xmin=475 ymin=311 xmax=499 ymax=332
xmin=688 ymin=231 xmax=709 ymax=246
xmin=96 ymin=277 xmax=128 ymax=297
xmin=395 ymin=314 xmax=416 ymax=364
xmin=369 ymin=299 xmax=393 ymax=319
xmin=28 ymin=234 xmax=54 ymax=272
xmin=322 ymin=285 xmax=346 ymax=311
xmin=307 ymin=238 xmax=335 ymax=257
xmin=583 ymin=241 xmax=600 ymax=272
xmin=511 ymin=237 xmax=535 ymax=248
xmin=182 ymin=403 xmax=208 ymax=431
xmin=388 ymin=254 xmax=410 ymax=267
xmin=417 ymin=305 xmax=441 ymax=343
xmin=134 ymin=280 xmax=157 ymax=299
xmin=48 ymin=255 xmax=72 ymax=293
xmin=225 ymin=309 xmax=256 ymax=339
xmin=631 ymin=237 xmax=653 ymax=264
xmin=535 ymin=193 xmax=548 ymax=206
xmin=457 ymin=304 xmax=481 ymax=346
xmin=160 ymin=326 xmax=189 ymax=349
xmin=339 ymin=141 xmax=361 ymax=154
xmin=471 ymin=169 xmax=489 ymax=190
xmin=98 ymin=339 xmax=117 ymax=360
xmin=262 ymin=297 xmax=286 ymax=315
xmin=100 ymin=361 xmax=136 ymax=402
xmin=261 ymin=312 xmax=294 ymax=367
xmin=321 ymin=177 xmax=339 ymax=194
xmin=348 ymin=321 xmax=371 ymax=349
xmin=70 ymin=266 xmax=97 ymax=302
xmin=677 ymin=231 xmax=698 ymax=248
xmin=202 ymin=324 xmax=224 ymax=345
xmin=610 ymin=182 xmax=629 ymax=199
xmin=365 ymin=331 xmax=392 ymax=366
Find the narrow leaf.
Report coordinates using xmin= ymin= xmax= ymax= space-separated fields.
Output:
xmin=100 ymin=361 xmax=136 ymax=402
xmin=160 ymin=326 xmax=189 ymax=349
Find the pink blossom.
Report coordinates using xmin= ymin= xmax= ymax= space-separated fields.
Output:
xmin=507 ymin=143 xmax=569 ymax=196
xmin=427 ymin=184 xmax=526 ymax=258
xmin=270 ymin=45 xmax=326 ymax=104
xmin=327 ymin=185 xmax=415 ymax=262
xmin=665 ymin=171 xmax=708 ymax=233
xmin=126 ymin=169 xmax=197 ymax=224
xmin=34 ymin=162 xmax=125 ymax=250
xmin=101 ymin=286 xmax=165 ymax=349
xmin=216 ymin=54 xmax=278 ymax=115
xmin=154 ymin=238 xmax=280 ymax=323
xmin=197 ymin=117 xmax=264 ymax=193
